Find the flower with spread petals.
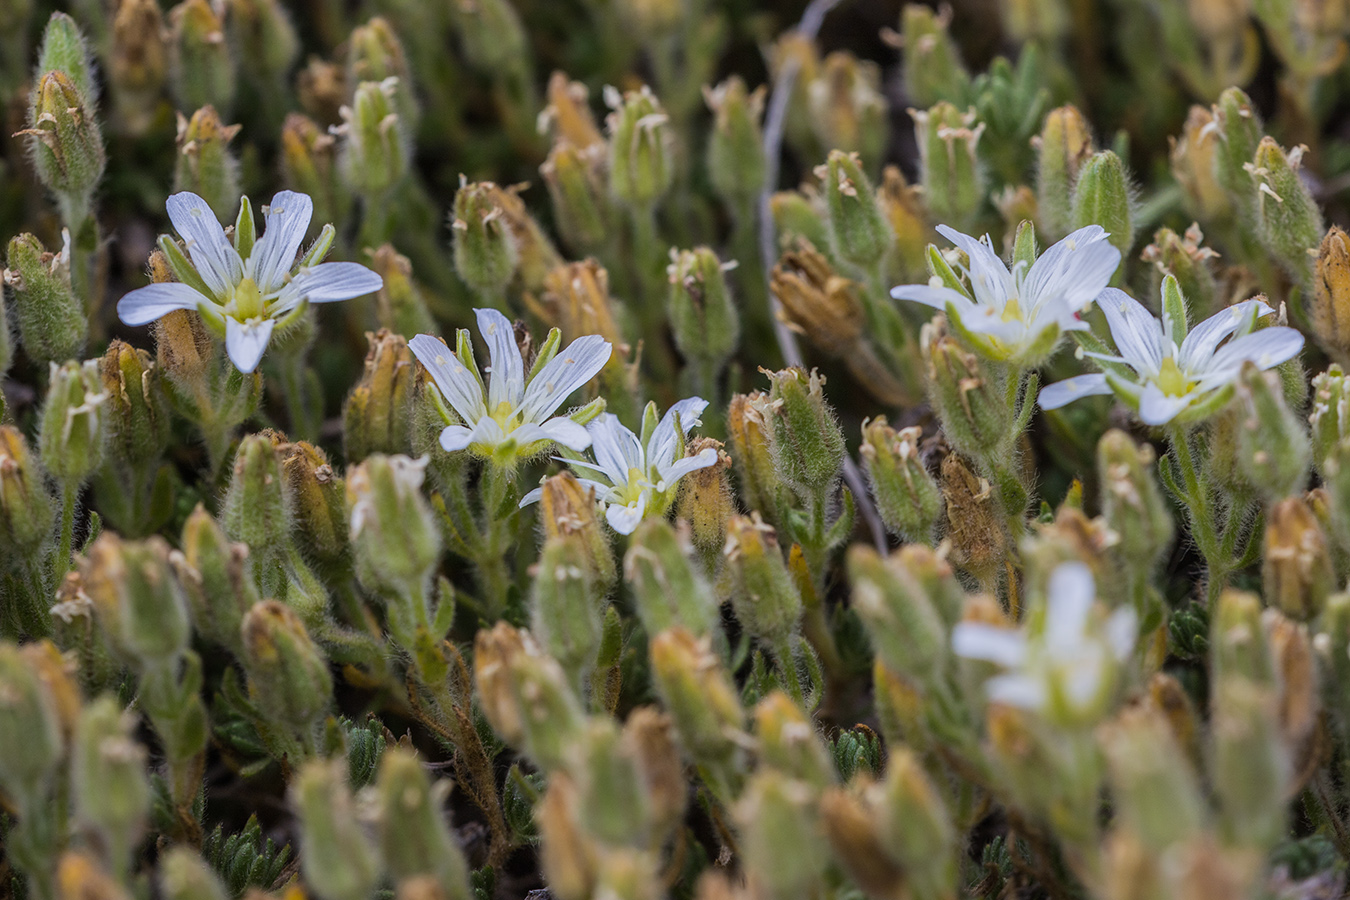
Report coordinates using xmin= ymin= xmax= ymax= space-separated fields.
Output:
xmin=952 ymin=562 xmax=1135 ymax=726
xmin=522 ymin=398 xmax=719 ymax=534
xmin=1038 ymin=289 xmax=1304 ymax=426
xmin=409 ymin=308 xmax=612 ymax=464
xmin=891 ymin=224 xmax=1120 ymax=365
xmin=117 ymin=190 xmax=383 ymax=373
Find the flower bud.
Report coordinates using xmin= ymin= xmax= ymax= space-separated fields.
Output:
xmin=488 ymin=183 xmax=566 ymax=294
xmin=667 ymin=247 xmax=740 ymax=381
xmin=623 ymin=707 xmax=686 ymax=839
xmin=1210 ymin=87 xmax=1262 ymax=197
xmin=1311 ymin=365 xmax=1350 ymax=467
xmin=1263 ymin=498 xmax=1333 ymax=621
xmin=819 ymin=783 xmax=905 ymax=900
xmin=281 ymin=113 xmax=348 ymax=230
xmin=0 ymin=641 xmax=67 ymax=807
xmin=1211 ymin=589 xmax=1273 ymax=686
xmin=3 ymin=231 xmax=86 ymax=367
xmin=762 ymin=367 xmax=846 ymax=495
xmin=846 ymin=545 xmax=948 ymax=682
xmin=1002 ymin=0 xmax=1070 ymax=42
xmin=369 ymin=247 xmax=436 ymax=338
xmin=1170 ymin=105 xmax=1231 ymax=223
xmin=1036 ymin=104 xmax=1094 ymax=240
xmin=860 ymin=418 xmax=942 ymax=544
xmin=100 ymin=340 xmax=171 ymax=468
xmin=675 ymin=438 xmax=735 ymax=555
xmin=940 ymin=454 xmax=1008 ymax=585
xmin=223 ymin=0 xmax=298 ymax=96
xmin=1312 ymin=226 xmax=1350 ymax=364
xmin=280 ymin=440 xmax=348 ymax=573
xmin=159 ymin=848 xmax=229 ymax=900
xmin=648 ymin=627 xmax=745 ymax=768
xmin=0 ymin=426 xmax=56 ymax=553
xmin=540 ymin=471 xmax=615 ymax=584
xmin=541 ymin=140 xmax=611 ymax=254
xmin=808 ymin=52 xmax=888 ymax=173
xmin=339 ymin=79 xmax=410 ymax=198
xmin=56 ymin=852 xmax=134 ymax=900
xmin=1248 ymin=138 xmax=1322 ymax=283
xmin=452 ymin=180 xmax=520 ymax=302
xmin=1236 ymin=362 xmax=1311 ymax=500
xmin=23 ymin=68 xmax=105 ymax=224
xmin=722 ymin=514 xmax=802 ymax=647
xmin=173 ymin=106 xmax=241 ymax=219
xmin=108 ymin=0 xmax=167 ymax=137
xmin=536 ymin=774 xmax=599 ymax=900
xmin=736 ymin=771 xmax=828 ymax=900
xmin=38 ymin=13 xmax=95 ymax=99
xmin=704 ymin=77 xmax=767 ymax=211
xmin=532 ymin=533 xmax=605 ymax=685
xmin=770 ymin=242 xmax=864 ymax=356
xmin=1096 ymin=430 xmax=1173 ymax=569
xmin=448 ymin=0 xmax=528 ymax=75
xmin=82 ymin=533 xmax=190 ymax=667
xmin=347 ymin=454 xmax=440 ymax=595
xmin=727 ymin=392 xmax=780 ymax=519
xmin=154 ymin=301 xmax=215 ymax=396
xmin=344 ymin=329 xmax=415 ymax=462
xmin=1071 ymin=150 xmax=1133 ymax=264
xmin=879 ymin=165 xmax=932 ymax=283
xmin=770 ymin=189 xmax=832 ymax=255
xmin=538 ymin=259 xmax=627 ymax=356
xmin=605 ymin=85 xmax=674 ymax=209
xmin=872 ymin=747 xmax=956 ymax=900
xmin=754 ymin=691 xmax=835 ymax=789
xmin=1100 ymin=705 xmax=1205 ymax=851
xmin=1267 ymin=610 xmax=1318 ymax=755
xmin=376 ymin=748 xmax=470 ymax=896
xmin=898 ymin=4 xmax=970 ymax=108
xmin=571 ymin=718 xmax=650 ymax=847
xmin=921 ymin=320 xmax=1010 ymax=460
xmin=177 ymin=503 xmax=258 ymax=652
xmin=540 ymin=72 xmax=604 ymax=150
xmin=167 ymin=0 xmax=236 ymax=115
xmin=72 ymin=697 xmax=150 ymax=874
xmin=818 ymin=150 xmax=892 ymax=271
xmin=222 ymin=433 xmax=292 ymax=554
xmin=40 ymin=359 xmax=107 ymax=486
xmin=913 ymin=102 xmax=984 ymax=231
xmin=242 ymin=600 xmax=333 ymax=737
xmin=623 ymin=518 xmax=721 ymax=639
xmin=1141 ymin=224 xmax=1219 ymax=319
xmin=1210 ymin=675 xmax=1289 ymax=851
xmin=293 ymin=759 xmax=379 ymax=900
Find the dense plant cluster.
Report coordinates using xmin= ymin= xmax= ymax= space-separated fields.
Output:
xmin=8 ymin=0 xmax=1350 ymax=899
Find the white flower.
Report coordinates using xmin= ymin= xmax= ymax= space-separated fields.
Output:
xmin=117 ymin=191 xmax=383 ymax=373
xmin=1038 ymin=288 xmax=1305 ymax=426
xmin=891 ymin=224 xmax=1120 ymax=365
xmin=521 ymin=397 xmax=720 ymax=534
xmin=952 ymin=562 xmax=1136 ymax=725
xmin=409 ymin=308 xmax=612 ymax=460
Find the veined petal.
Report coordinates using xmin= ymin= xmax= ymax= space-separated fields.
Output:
xmin=475 ymin=307 xmax=526 ymax=410
xmin=890 ymin=283 xmax=975 ymax=313
xmin=439 ymin=424 xmax=475 ymax=452
xmin=409 ymin=334 xmax=488 ymax=424
xmin=538 ymin=416 xmax=593 ymax=451
xmin=116 ymin=282 xmax=208 ymax=326
xmin=518 ymin=334 xmax=612 ymax=423
xmin=589 ymin=413 xmax=644 ymax=484
xmin=1137 ymin=382 xmax=1195 ymax=426
xmin=224 ymin=317 xmax=275 ymax=373
xmin=1178 ymin=299 xmax=1271 ymax=371
xmin=952 ymin=623 xmax=1027 ymax=667
xmin=251 ymin=191 xmax=314 ymax=292
xmin=1097 ymin=288 xmax=1164 ymax=373
xmin=1023 ymin=225 xmax=1119 ymax=313
xmin=605 ymin=494 xmax=647 ymax=535
xmin=284 ymin=262 xmax=383 ymax=306
xmin=519 ymin=487 xmax=544 ymax=507
xmin=658 ymin=446 xmax=719 ymax=486
xmin=1044 ymin=562 xmax=1095 ymax=651
xmin=936 ymin=225 xmax=1013 ymax=309
xmin=1200 ymin=327 xmax=1304 ymax=386
xmin=648 ymin=397 xmax=709 ymax=470
xmin=166 ymin=192 xmax=244 ymax=298
xmin=1038 ymin=373 xmax=1111 ymax=410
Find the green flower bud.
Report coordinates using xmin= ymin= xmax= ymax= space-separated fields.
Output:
xmin=452 ymin=180 xmax=520 ymax=302
xmin=912 ymin=101 xmax=984 ymax=231
xmin=860 ymin=417 xmax=942 ymax=544
xmin=540 ymin=72 xmax=605 ymax=151
xmin=482 ymin=183 xmax=564 ymax=295
xmin=72 ymin=697 xmax=150 ymax=875
xmin=1210 ymin=589 xmax=1273 ymax=687
xmin=3 ymin=231 xmax=86 ymax=365
xmin=376 ymin=748 xmax=471 ymax=897
xmin=872 ymin=747 xmax=956 ymax=900
xmin=675 ymin=438 xmax=735 ymax=556
xmin=1247 ymin=138 xmax=1323 ymax=284
xmin=667 ymin=247 xmax=740 ymax=382
xmin=1035 ymin=104 xmax=1094 ymax=240
xmin=347 ymin=454 xmax=440 ymax=596
xmin=280 ymin=440 xmax=348 ymax=574
xmin=281 ymin=113 xmax=348 ymax=230
xmin=807 ymin=52 xmax=888 ymax=174
xmin=1096 ymin=430 xmax=1174 ymax=569
xmin=223 ymin=0 xmax=299 ymax=98
xmin=241 ymin=600 xmax=333 ymax=738
xmin=447 ymin=0 xmax=528 ymax=74
xmin=1171 ymin=105 xmax=1232 ymax=224
xmin=177 ymin=503 xmax=258 ymax=653
xmin=1071 ymin=150 xmax=1133 ymax=264
xmin=293 ymin=759 xmax=379 ymax=900
xmin=571 ymin=718 xmax=650 ymax=848
xmin=108 ymin=0 xmax=168 ymax=137
xmin=99 ymin=340 xmax=171 ymax=468
xmin=0 ymin=641 xmax=67 ymax=808
xmin=339 ymin=79 xmax=410 ymax=198
xmin=1311 ymin=365 xmax=1350 ymax=468
xmin=82 ymin=533 xmax=191 ymax=667
xmin=770 ymin=190 xmax=833 ymax=256
xmin=1210 ymin=675 xmax=1289 ymax=850
xmin=648 ymin=627 xmax=745 ymax=768
xmin=818 ymin=150 xmax=892 ymax=271
xmin=39 ymin=359 xmax=106 ymax=486
xmin=0 ymin=426 xmax=55 ymax=554
xmin=727 ymin=392 xmax=780 ymax=521
xmin=754 ymin=691 xmax=835 ymax=789
xmin=921 ymin=320 xmax=1010 ymax=460
xmin=736 ymin=771 xmax=827 ymax=900
xmin=1100 ymin=704 xmax=1205 ymax=851
xmin=159 ymin=847 xmax=229 ymax=900
xmin=532 ymin=533 xmax=604 ymax=686
xmin=605 ymin=85 xmax=674 ymax=210
xmin=222 ymin=432 xmax=292 ymax=553
xmin=898 ymin=5 xmax=970 ymax=108
xmin=762 ymin=367 xmax=846 ymax=495
xmin=1236 ymin=362 xmax=1311 ymax=501
xmin=1211 ymin=87 xmax=1263 ymax=203
xmin=1002 ymin=0 xmax=1070 ymax=42
xmin=344 ymin=329 xmax=415 ymax=462
xmin=541 ymin=140 xmax=612 ymax=255
xmin=623 ymin=518 xmax=721 ymax=639
xmin=722 ymin=514 xmax=802 ymax=648
xmin=1263 ymin=498 xmax=1333 ymax=621
xmin=704 ymin=76 xmax=767 ymax=211
xmin=167 ymin=0 xmax=236 ymax=115
xmin=38 ymin=13 xmax=96 ymax=100
xmin=22 ymin=69 xmax=105 ymax=228
xmin=846 ymin=545 xmax=948 ymax=682
xmin=349 ymin=18 xmax=417 ymax=125
xmin=172 ymin=106 xmax=241 ymax=220
xmin=1141 ymin=225 xmax=1219 ymax=320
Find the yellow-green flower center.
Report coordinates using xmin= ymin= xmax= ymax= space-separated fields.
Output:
xmin=1156 ymin=356 xmax=1191 ymax=396
xmin=231 ymin=277 xmax=265 ymax=320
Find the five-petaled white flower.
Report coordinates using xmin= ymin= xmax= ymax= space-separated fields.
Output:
xmin=891 ymin=224 xmax=1120 ymax=365
xmin=117 ymin=191 xmax=383 ymax=373
xmin=952 ymin=562 xmax=1136 ymax=726
xmin=1038 ymin=288 xmax=1305 ymax=426
xmin=521 ymin=398 xmax=720 ymax=534
xmin=410 ymin=308 xmax=612 ymax=461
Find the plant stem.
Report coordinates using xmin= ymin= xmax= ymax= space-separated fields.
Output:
xmin=55 ymin=480 xmax=78 ymax=580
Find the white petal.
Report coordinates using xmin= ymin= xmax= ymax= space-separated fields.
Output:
xmin=1038 ymin=373 xmax=1111 ymax=410
xmin=952 ymin=623 xmax=1027 ymax=667
xmin=589 ymin=413 xmax=644 ymax=484
xmin=439 ymin=424 xmax=475 ymax=452
xmin=659 ymin=447 xmax=719 ymax=486
xmin=224 ymin=317 xmax=275 ymax=373
xmin=116 ymin=282 xmax=207 ymax=326
xmin=166 ymin=191 xmax=243 ymax=298
xmin=1104 ymin=608 xmax=1138 ymax=661
xmin=648 ymin=397 xmax=709 ymax=470
xmin=889 ymin=284 xmax=975 ymax=313
xmin=1045 ymin=562 xmax=1095 ymax=650
xmin=518 ymin=334 xmax=612 ymax=422
xmin=518 ymin=487 xmax=544 ymax=508
xmin=1097 ymin=288 xmax=1164 ymax=373
xmin=286 ymin=262 xmax=383 ymax=304
xmin=1022 ymin=225 xmax=1119 ymax=313
xmin=538 ymin=417 xmax=593 ymax=451
xmin=409 ymin=334 xmax=488 ymax=424
xmin=985 ymin=674 xmax=1047 ymax=710
xmin=475 ymin=308 xmax=525 ymax=411
xmin=1200 ymin=327 xmax=1304 ymax=386
xmin=605 ymin=495 xmax=647 ymax=534
xmin=1137 ymin=382 xmax=1194 ymax=426
xmin=936 ymin=225 xmax=1013 ymax=309
xmin=251 ymin=191 xmax=314 ymax=291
